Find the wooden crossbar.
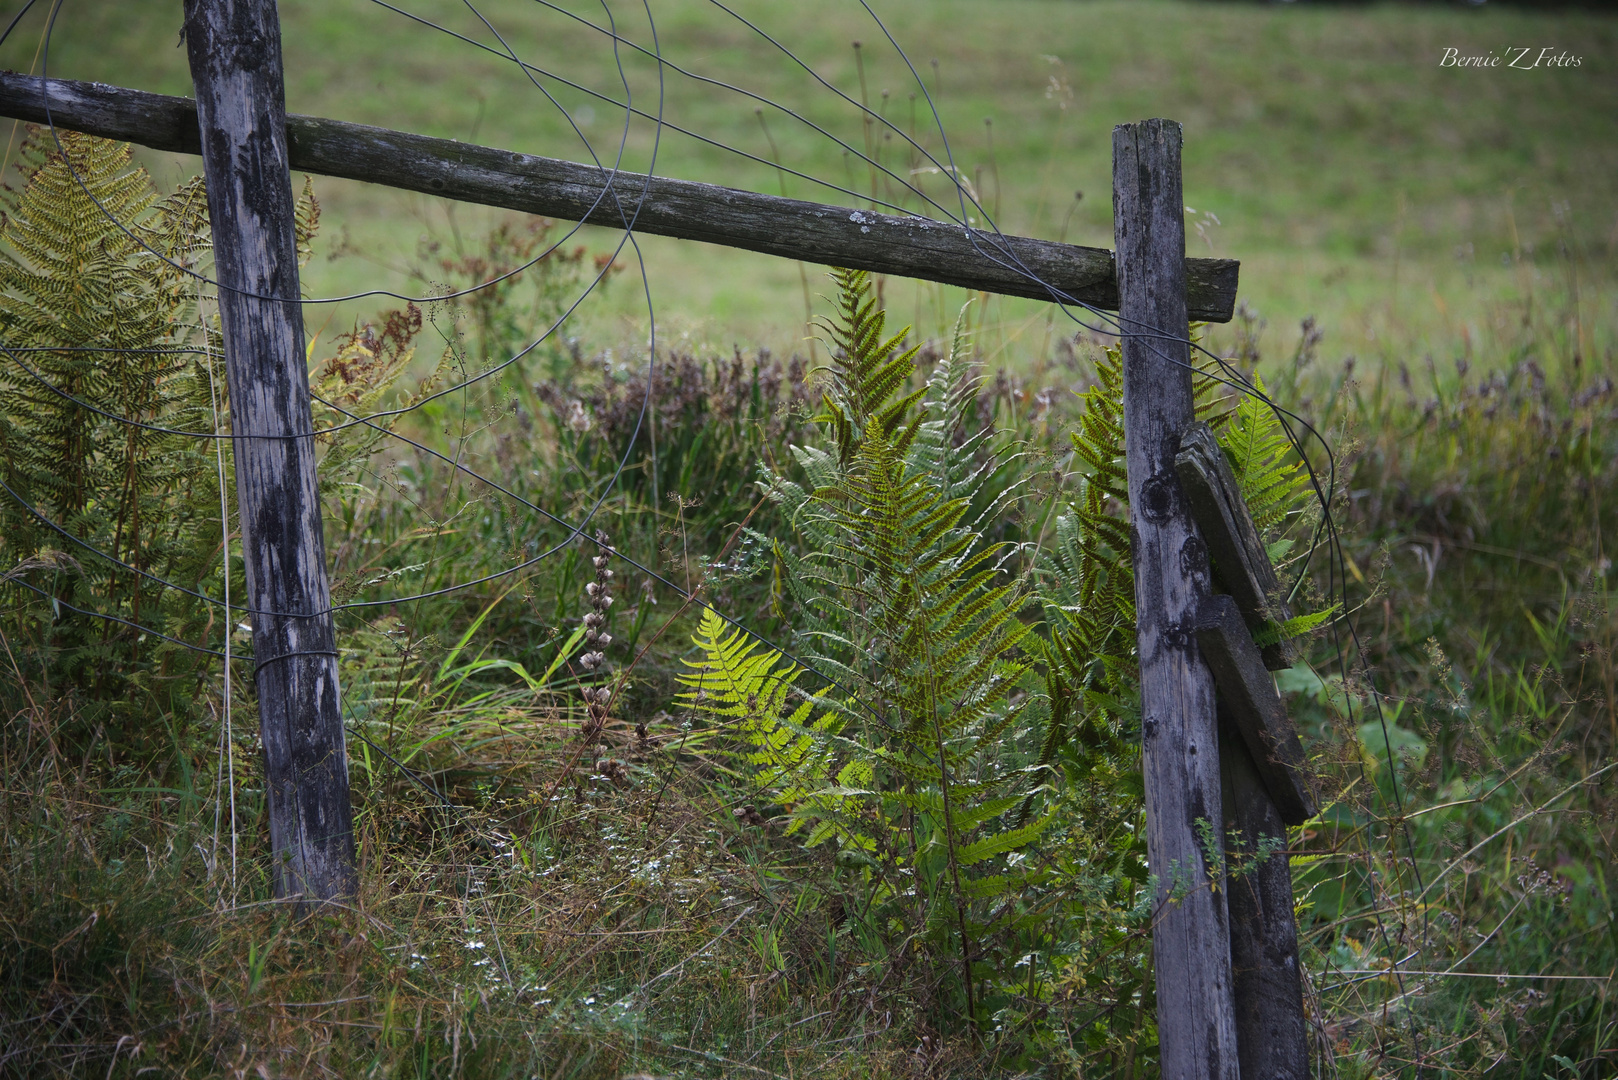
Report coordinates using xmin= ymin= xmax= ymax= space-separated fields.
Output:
xmin=0 ymin=72 xmax=1240 ymax=321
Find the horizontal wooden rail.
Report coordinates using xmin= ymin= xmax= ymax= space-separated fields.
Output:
xmin=0 ymin=72 xmax=1239 ymax=321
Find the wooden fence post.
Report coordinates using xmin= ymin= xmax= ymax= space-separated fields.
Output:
xmin=1220 ymin=710 xmax=1312 ymax=1080
xmin=184 ymin=0 xmax=355 ymax=904
xmin=1114 ymin=118 xmax=1241 ymax=1079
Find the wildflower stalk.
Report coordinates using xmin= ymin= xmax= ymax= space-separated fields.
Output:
xmin=579 ymin=531 xmax=615 ymax=745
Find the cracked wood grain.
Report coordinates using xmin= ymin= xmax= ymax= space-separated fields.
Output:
xmin=1195 ymin=594 xmax=1317 ymax=825
xmin=1175 ymin=420 xmax=1296 ymax=670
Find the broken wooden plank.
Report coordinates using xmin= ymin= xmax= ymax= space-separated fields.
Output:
xmin=1175 ymin=420 xmax=1295 ymax=669
xmin=1195 ymin=594 xmax=1315 ymax=825
xmin=0 ymin=72 xmax=1241 ymax=321
xmin=1219 ymin=704 xmax=1311 ymax=1080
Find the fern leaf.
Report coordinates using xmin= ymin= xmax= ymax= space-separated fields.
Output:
xmin=955 ymin=810 xmax=1059 ymax=866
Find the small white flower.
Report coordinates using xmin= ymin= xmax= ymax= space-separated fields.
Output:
xmin=565 ymin=400 xmax=593 ymax=432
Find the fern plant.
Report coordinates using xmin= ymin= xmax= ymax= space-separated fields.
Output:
xmin=0 ymin=130 xmax=226 ymax=727
xmin=1035 ymin=340 xmax=1228 ymax=781
xmin=1219 ymin=372 xmax=1340 ymax=643
xmin=1040 ymin=342 xmax=1329 ymax=769
xmin=0 ymin=129 xmax=414 ymax=754
xmin=681 ymin=270 xmax=1060 ymax=1031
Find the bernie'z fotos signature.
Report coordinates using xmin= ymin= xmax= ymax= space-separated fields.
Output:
xmin=1440 ymin=47 xmax=1582 ymax=69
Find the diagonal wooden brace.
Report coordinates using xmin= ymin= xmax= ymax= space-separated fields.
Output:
xmin=1194 ymin=594 xmax=1317 ymax=825
xmin=1175 ymin=421 xmax=1295 ymax=670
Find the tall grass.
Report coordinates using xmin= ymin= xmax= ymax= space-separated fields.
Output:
xmin=3 ymin=178 xmax=1616 ymax=1075
xmin=1226 ymin=272 xmax=1618 ymax=1076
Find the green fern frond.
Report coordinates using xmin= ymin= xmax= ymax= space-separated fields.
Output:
xmin=1219 ymin=373 xmax=1312 ymax=533
xmin=955 ymin=809 xmax=1058 ymax=866
xmin=0 ymin=129 xmax=220 ymax=702
xmin=813 ymin=268 xmax=928 ymax=464
xmin=294 ymin=175 xmax=321 ymax=270
xmin=721 ymin=271 xmax=1061 ymax=1021
xmin=1253 ymin=604 xmax=1341 ymax=647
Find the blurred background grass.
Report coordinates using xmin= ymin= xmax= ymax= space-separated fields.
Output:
xmin=12 ymin=0 xmax=1615 ymax=359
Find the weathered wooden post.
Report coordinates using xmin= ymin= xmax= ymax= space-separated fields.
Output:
xmin=1114 ymin=118 xmax=1241 ymax=1080
xmin=184 ymin=0 xmax=356 ymax=904
xmin=1220 ymin=718 xmax=1312 ymax=1080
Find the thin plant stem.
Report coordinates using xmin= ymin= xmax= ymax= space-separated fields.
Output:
xmin=201 ymin=269 xmax=238 ymax=897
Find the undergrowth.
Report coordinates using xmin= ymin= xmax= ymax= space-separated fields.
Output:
xmin=1 ymin=136 xmax=1614 ymax=1078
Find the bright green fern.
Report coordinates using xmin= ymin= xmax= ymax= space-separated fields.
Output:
xmin=684 ymin=269 xmax=1056 ymax=1031
xmin=0 ymin=129 xmax=409 ymax=754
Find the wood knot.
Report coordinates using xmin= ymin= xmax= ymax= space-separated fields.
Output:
xmin=1160 ymin=619 xmax=1194 ymax=651
xmin=1179 ymin=533 xmax=1209 ymax=578
xmin=1139 ymin=471 xmax=1177 ymax=523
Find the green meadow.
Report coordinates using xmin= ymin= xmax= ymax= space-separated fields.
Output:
xmin=16 ymin=0 xmax=1617 ymax=357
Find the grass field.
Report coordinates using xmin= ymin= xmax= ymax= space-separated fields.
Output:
xmin=8 ymin=0 xmax=1615 ymax=359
